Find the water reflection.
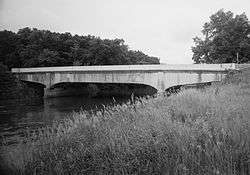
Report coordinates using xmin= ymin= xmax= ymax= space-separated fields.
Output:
xmin=0 ymin=96 xmax=129 ymax=145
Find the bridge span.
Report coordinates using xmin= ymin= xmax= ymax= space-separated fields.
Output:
xmin=12 ymin=64 xmax=236 ymax=96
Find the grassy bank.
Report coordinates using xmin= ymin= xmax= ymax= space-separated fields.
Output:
xmin=1 ymin=69 xmax=250 ymax=175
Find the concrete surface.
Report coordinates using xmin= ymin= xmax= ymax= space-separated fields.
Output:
xmin=12 ymin=64 xmax=236 ymax=93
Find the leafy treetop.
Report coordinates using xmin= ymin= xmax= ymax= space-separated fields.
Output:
xmin=192 ymin=9 xmax=250 ymax=64
xmin=0 ymin=28 xmax=160 ymax=69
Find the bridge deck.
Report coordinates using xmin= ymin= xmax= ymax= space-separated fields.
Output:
xmin=12 ymin=64 xmax=236 ymax=73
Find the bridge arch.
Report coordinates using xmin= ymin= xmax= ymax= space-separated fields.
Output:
xmin=21 ymin=80 xmax=46 ymax=88
xmin=46 ymin=82 xmax=158 ymax=98
xmin=12 ymin=64 xmax=235 ymax=97
xmin=20 ymin=80 xmax=46 ymax=97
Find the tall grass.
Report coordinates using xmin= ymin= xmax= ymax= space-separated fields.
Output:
xmin=1 ymin=69 xmax=250 ymax=175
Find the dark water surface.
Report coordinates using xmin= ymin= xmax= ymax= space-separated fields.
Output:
xmin=0 ymin=96 xmax=129 ymax=145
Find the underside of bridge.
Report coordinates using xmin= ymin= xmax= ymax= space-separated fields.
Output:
xmin=22 ymin=80 xmax=214 ymax=98
xmin=21 ymin=80 xmax=46 ymax=98
xmin=45 ymin=82 xmax=158 ymax=98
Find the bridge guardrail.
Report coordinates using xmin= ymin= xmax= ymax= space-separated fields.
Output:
xmin=11 ymin=64 xmax=236 ymax=73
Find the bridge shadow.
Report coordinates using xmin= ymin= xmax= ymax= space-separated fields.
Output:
xmin=21 ymin=80 xmax=46 ymax=98
xmin=164 ymin=82 xmax=213 ymax=97
xmin=22 ymin=80 xmax=215 ymax=99
xmin=46 ymin=82 xmax=158 ymax=98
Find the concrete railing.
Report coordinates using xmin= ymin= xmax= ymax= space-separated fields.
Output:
xmin=235 ymin=64 xmax=250 ymax=70
xmin=11 ymin=64 xmax=236 ymax=73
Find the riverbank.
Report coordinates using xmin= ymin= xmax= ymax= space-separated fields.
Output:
xmin=1 ymin=68 xmax=250 ymax=174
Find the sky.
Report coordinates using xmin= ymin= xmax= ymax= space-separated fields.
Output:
xmin=1 ymin=0 xmax=250 ymax=64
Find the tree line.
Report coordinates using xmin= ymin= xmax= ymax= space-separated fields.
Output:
xmin=0 ymin=27 xmax=160 ymax=70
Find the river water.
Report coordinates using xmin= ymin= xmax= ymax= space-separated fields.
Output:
xmin=0 ymin=96 xmax=129 ymax=145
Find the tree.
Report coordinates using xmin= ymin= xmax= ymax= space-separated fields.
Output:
xmin=0 ymin=30 xmax=20 ymax=68
xmin=26 ymin=49 xmax=65 ymax=67
xmin=192 ymin=9 xmax=250 ymax=63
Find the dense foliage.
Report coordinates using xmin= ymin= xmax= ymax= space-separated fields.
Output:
xmin=0 ymin=63 xmax=40 ymax=100
xmin=192 ymin=9 xmax=250 ymax=63
xmin=0 ymin=28 xmax=159 ymax=69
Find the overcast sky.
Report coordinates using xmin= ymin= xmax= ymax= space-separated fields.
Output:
xmin=1 ymin=0 xmax=250 ymax=64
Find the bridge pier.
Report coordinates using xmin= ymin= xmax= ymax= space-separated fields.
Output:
xmin=43 ymin=87 xmax=50 ymax=98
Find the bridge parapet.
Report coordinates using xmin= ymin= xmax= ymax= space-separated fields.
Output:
xmin=12 ymin=64 xmax=236 ymax=73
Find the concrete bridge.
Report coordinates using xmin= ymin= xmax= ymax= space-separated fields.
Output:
xmin=12 ymin=64 xmax=236 ymax=96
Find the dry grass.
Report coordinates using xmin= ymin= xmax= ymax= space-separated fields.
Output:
xmin=1 ymin=69 xmax=250 ymax=175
